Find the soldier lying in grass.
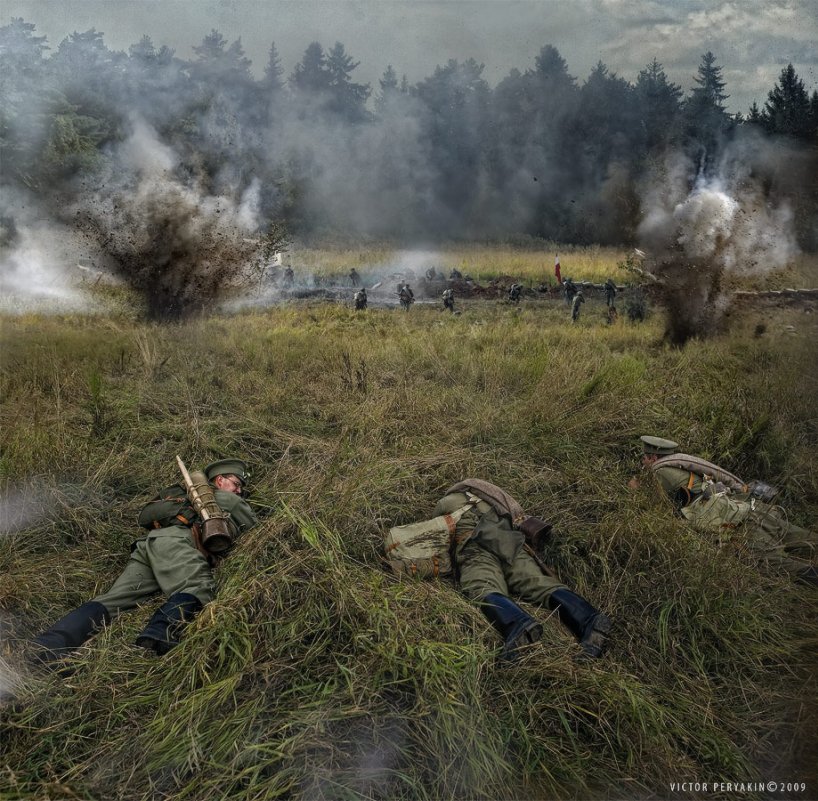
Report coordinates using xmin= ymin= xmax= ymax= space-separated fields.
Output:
xmin=30 ymin=459 xmax=258 ymax=668
xmin=434 ymin=479 xmax=612 ymax=662
xmin=633 ymin=436 xmax=818 ymax=586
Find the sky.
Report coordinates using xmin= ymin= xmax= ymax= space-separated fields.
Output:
xmin=2 ymin=0 xmax=817 ymax=114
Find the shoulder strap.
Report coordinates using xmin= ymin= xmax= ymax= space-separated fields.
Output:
xmin=652 ymin=454 xmax=747 ymax=493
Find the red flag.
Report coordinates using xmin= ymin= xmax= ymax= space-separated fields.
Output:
xmin=554 ymin=254 xmax=562 ymax=284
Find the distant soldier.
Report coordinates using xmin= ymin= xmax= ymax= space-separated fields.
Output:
xmin=634 ymin=436 xmax=818 ymax=586
xmin=449 ymin=268 xmax=463 ymax=280
xmin=571 ymin=290 xmax=585 ymax=322
xmin=442 ymin=288 xmax=455 ymax=312
xmin=604 ymin=279 xmax=618 ymax=324
xmin=434 ymin=479 xmax=611 ymax=662
xmin=349 ymin=268 xmax=360 ymax=287
xmin=399 ymin=283 xmax=415 ymax=311
xmin=29 ymin=459 xmax=258 ymax=668
xmin=604 ymin=278 xmax=617 ymax=308
xmin=508 ymin=283 xmax=523 ymax=304
xmin=354 ymin=287 xmax=368 ymax=310
xmin=425 ymin=267 xmax=437 ymax=281
xmin=563 ymin=277 xmax=578 ymax=305
xmin=282 ymin=266 xmax=294 ymax=287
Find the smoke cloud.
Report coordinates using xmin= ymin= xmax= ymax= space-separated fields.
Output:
xmin=0 ymin=189 xmax=102 ymax=314
xmin=67 ymin=116 xmax=280 ymax=320
xmin=637 ymin=134 xmax=801 ymax=345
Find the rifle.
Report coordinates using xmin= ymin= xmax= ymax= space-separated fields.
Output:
xmin=176 ymin=456 xmax=234 ymax=555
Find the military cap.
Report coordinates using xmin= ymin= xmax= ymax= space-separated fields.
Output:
xmin=640 ymin=435 xmax=679 ymax=456
xmin=204 ymin=458 xmax=251 ymax=485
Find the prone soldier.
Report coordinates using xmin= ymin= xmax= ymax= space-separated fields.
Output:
xmin=29 ymin=459 xmax=258 ymax=667
xmin=435 ymin=479 xmax=611 ymax=662
xmin=508 ymin=284 xmax=522 ymax=304
xmin=634 ymin=436 xmax=818 ymax=585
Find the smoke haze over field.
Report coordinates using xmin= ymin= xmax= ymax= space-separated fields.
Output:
xmin=0 ymin=4 xmax=815 ymax=320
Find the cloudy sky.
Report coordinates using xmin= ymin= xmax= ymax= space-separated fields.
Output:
xmin=2 ymin=0 xmax=817 ymax=113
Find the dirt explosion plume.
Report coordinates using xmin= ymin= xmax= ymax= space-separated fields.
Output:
xmin=71 ymin=118 xmax=283 ymax=320
xmin=637 ymin=137 xmax=800 ymax=346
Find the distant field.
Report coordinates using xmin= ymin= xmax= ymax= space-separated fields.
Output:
xmin=1 ymin=245 xmax=817 ymax=801
xmin=288 ymin=243 xmax=818 ymax=290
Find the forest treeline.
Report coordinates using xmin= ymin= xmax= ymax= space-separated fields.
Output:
xmin=1 ymin=18 xmax=817 ymax=246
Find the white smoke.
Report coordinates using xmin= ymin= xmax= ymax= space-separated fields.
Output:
xmin=638 ymin=145 xmax=799 ymax=275
xmin=636 ymin=139 xmax=801 ymax=344
xmin=0 ymin=195 xmax=103 ymax=313
xmin=0 ymin=484 xmax=54 ymax=535
xmin=119 ymin=115 xmax=177 ymax=176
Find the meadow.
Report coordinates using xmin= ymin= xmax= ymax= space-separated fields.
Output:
xmin=1 ymin=244 xmax=816 ymax=800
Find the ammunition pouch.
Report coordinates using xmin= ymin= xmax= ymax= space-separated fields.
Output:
xmin=518 ymin=516 xmax=552 ymax=551
xmin=200 ymin=517 xmax=235 ymax=555
xmin=137 ymin=481 xmax=236 ymax=556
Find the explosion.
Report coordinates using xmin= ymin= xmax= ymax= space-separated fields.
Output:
xmin=72 ymin=118 xmax=283 ymax=320
xmin=638 ymin=142 xmax=799 ymax=345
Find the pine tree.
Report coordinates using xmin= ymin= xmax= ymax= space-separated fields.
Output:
xmin=683 ymin=51 xmax=732 ymax=163
xmin=375 ymin=64 xmax=399 ymax=114
xmin=635 ymin=58 xmax=683 ymax=144
xmin=262 ymin=42 xmax=284 ymax=94
xmin=762 ymin=63 xmax=814 ymax=139
xmin=325 ymin=41 xmax=370 ymax=123
xmin=290 ymin=42 xmax=330 ymax=95
xmin=690 ymin=51 xmax=729 ymax=111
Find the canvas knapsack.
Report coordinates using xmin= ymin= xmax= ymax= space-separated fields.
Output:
xmin=383 ymin=494 xmax=480 ymax=578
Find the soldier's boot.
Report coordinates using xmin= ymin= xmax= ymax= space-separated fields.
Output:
xmin=135 ymin=593 xmax=203 ymax=656
xmin=481 ymin=593 xmax=543 ymax=662
xmin=797 ymin=566 xmax=818 ymax=587
xmin=548 ymin=589 xmax=611 ymax=660
xmin=30 ymin=601 xmax=110 ymax=668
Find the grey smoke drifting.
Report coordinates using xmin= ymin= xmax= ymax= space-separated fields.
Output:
xmin=0 ymin=189 xmax=100 ymax=313
xmin=72 ymin=117 xmax=282 ymax=320
xmin=637 ymin=136 xmax=801 ymax=345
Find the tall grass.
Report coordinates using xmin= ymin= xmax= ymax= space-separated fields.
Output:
xmin=1 ymin=252 xmax=817 ymax=800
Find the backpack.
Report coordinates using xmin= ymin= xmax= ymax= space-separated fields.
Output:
xmin=137 ymin=484 xmax=196 ymax=530
xmin=383 ymin=495 xmax=479 ymax=578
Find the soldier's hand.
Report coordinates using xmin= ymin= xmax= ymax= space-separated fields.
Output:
xmin=627 ymin=476 xmax=641 ymax=490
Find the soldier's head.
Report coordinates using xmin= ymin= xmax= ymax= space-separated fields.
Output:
xmin=205 ymin=458 xmax=251 ymax=496
xmin=639 ymin=435 xmax=678 ymax=467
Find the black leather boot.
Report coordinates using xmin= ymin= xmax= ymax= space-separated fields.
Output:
xmin=135 ymin=593 xmax=203 ymax=655
xmin=548 ymin=589 xmax=611 ymax=660
xmin=30 ymin=601 xmax=111 ymax=667
xmin=481 ymin=593 xmax=543 ymax=662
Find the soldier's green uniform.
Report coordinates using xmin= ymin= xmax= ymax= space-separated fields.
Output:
xmin=641 ymin=436 xmax=818 ymax=584
xmin=31 ymin=458 xmax=258 ymax=666
xmin=571 ymin=291 xmax=585 ymax=322
xmin=434 ymin=480 xmax=611 ymax=661
xmin=94 ymin=487 xmax=256 ymax=613
xmin=435 ymin=490 xmax=567 ymax=604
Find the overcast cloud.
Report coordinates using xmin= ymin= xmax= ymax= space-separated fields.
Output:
xmin=2 ymin=0 xmax=816 ymax=114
